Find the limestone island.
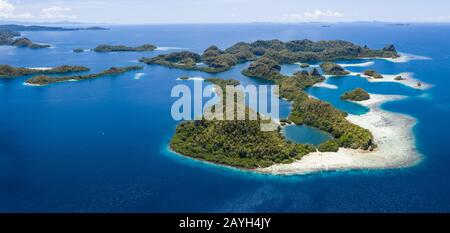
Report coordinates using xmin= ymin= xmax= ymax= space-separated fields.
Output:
xmin=25 ymin=66 xmax=142 ymax=86
xmin=140 ymin=39 xmax=399 ymax=73
xmin=0 ymin=65 xmax=90 ymax=78
xmin=364 ymin=70 xmax=384 ymax=79
xmin=94 ymin=44 xmax=156 ymax=52
xmin=320 ymin=62 xmax=350 ymax=75
xmin=166 ymin=39 xmax=421 ymax=175
xmin=341 ymin=88 xmax=370 ymax=101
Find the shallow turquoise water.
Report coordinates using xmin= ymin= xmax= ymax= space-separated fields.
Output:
xmin=1 ymin=23 xmax=450 ymax=212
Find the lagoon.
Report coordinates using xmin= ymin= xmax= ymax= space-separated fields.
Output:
xmin=283 ymin=125 xmax=333 ymax=146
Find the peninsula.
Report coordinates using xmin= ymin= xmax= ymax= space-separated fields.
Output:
xmin=25 ymin=66 xmax=142 ymax=85
xmin=0 ymin=65 xmax=90 ymax=78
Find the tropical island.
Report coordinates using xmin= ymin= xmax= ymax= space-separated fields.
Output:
xmin=166 ymin=39 xmax=421 ymax=173
xmin=0 ymin=31 xmax=50 ymax=49
xmin=341 ymin=88 xmax=370 ymax=101
xmin=364 ymin=70 xmax=384 ymax=79
xmin=73 ymin=48 xmax=85 ymax=53
xmin=140 ymin=39 xmax=399 ymax=73
xmin=7 ymin=34 xmax=419 ymax=174
xmin=320 ymin=62 xmax=350 ymax=75
xmin=0 ymin=65 xmax=90 ymax=78
xmin=170 ymin=54 xmax=376 ymax=168
xmin=171 ymin=78 xmax=316 ymax=168
xmin=94 ymin=44 xmax=156 ymax=52
xmin=25 ymin=66 xmax=142 ymax=85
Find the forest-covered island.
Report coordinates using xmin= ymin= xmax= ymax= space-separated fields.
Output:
xmin=0 ymin=65 xmax=90 ymax=78
xmin=25 ymin=66 xmax=142 ymax=85
xmin=166 ymin=39 xmax=391 ymax=168
xmin=94 ymin=44 xmax=156 ymax=52
xmin=320 ymin=62 xmax=350 ymax=75
xmin=341 ymin=88 xmax=371 ymax=101
xmin=140 ymin=39 xmax=398 ymax=73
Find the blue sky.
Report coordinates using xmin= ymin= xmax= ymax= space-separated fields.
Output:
xmin=1 ymin=0 xmax=450 ymax=24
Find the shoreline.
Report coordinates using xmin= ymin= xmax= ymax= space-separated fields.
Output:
xmin=338 ymin=61 xmax=374 ymax=67
xmin=257 ymin=94 xmax=422 ymax=175
xmin=176 ymin=76 xmax=204 ymax=81
xmin=166 ymin=146 xmax=258 ymax=174
xmin=156 ymin=46 xmax=187 ymax=51
xmin=167 ymin=93 xmax=422 ymax=176
xmin=134 ymin=72 xmax=145 ymax=80
xmin=312 ymin=75 xmax=338 ymax=89
xmin=362 ymin=53 xmax=431 ymax=63
xmin=349 ymin=71 xmax=432 ymax=90
xmin=23 ymin=82 xmax=43 ymax=87
xmin=27 ymin=67 xmax=53 ymax=71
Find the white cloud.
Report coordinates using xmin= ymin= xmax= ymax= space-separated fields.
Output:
xmin=40 ymin=6 xmax=75 ymax=20
xmin=0 ymin=0 xmax=34 ymax=19
xmin=287 ymin=9 xmax=343 ymax=21
xmin=304 ymin=9 xmax=343 ymax=19
xmin=0 ymin=0 xmax=14 ymax=12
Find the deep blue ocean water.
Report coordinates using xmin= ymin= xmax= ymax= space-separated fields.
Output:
xmin=1 ymin=23 xmax=450 ymax=212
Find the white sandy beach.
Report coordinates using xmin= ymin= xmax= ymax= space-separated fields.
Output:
xmin=23 ymin=83 xmax=43 ymax=87
xmin=156 ymin=46 xmax=187 ymax=51
xmin=294 ymin=63 xmax=319 ymax=68
xmin=257 ymin=94 xmax=422 ymax=175
xmin=349 ymin=71 xmax=432 ymax=90
xmin=176 ymin=76 xmax=204 ymax=81
xmin=311 ymin=75 xmax=338 ymax=89
xmin=27 ymin=67 xmax=53 ymax=71
xmin=134 ymin=73 xmax=145 ymax=80
xmin=312 ymin=82 xmax=338 ymax=89
xmin=364 ymin=53 xmax=431 ymax=63
xmin=338 ymin=61 xmax=374 ymax=67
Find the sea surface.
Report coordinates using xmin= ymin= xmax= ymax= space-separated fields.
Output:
xmin=1 ymin=23 xmax=450 ymax=212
